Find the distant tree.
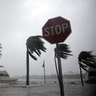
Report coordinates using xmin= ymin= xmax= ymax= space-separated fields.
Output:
xmin=78 ymin=51 xmax=96 ymax=85
xmin=0 ymin=43 xmax=2 ymax=58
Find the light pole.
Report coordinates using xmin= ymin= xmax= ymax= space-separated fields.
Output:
xmin=42 ymin=60 xmax=46 ymax=84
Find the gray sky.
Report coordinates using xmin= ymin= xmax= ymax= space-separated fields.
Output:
xmin=0 ymin=0 xmax=96 ymax=76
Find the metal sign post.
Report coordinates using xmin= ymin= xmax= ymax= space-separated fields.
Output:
xmin=56 ymin=43 xmax=64 ymax=96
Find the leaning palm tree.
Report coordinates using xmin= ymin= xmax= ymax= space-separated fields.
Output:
xmin=78 ymin=51 xmax=96 ymax=86
xmin=26 ymin=35 xmax=46 ymax=85
xmin=54 ymin=43 xmax=72 ymax=96
xmin=54 ymin=43 xmax=72 ymax=81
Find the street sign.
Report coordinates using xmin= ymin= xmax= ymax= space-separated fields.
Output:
xmin=42 ymin=16 xmax=71 ymax=44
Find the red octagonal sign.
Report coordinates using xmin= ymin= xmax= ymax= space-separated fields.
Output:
xmin=42 ymin=16 xmax=72 ymax=44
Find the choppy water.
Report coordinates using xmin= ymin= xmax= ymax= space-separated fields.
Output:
xmin=0 ymin=78 xmax=96 ymax=96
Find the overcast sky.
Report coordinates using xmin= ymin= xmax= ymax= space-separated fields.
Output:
xmin=0 ymin=0 xmax=96 ymax=76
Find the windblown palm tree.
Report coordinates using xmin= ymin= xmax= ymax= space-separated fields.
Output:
xmin=26 ymin=35 xmax=46 ymax=85
xmin=54 ymin=43 xmax=72 ymax=80
xmin=78 ymin=51 xmax=96 ymax=85
xmin=54 ymin=43 xmax=72 ymax=96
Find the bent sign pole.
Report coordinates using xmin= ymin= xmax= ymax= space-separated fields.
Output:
xmin=56 ymin=43 xmax=65 ymax=96
xmin=42 ymin=16 xmax=72 ymax=96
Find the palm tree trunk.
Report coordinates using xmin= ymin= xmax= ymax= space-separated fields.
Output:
xmin=54 ymin=54 xmax=60 ymax=83
xmin=26 ymin=47 xmax=29 ymax=86
xmin=79 ymin=62 xmax=84 ymax=86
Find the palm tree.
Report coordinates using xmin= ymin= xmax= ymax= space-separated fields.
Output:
xmin=54 ymin=43 xmax=72 ymax=96
xmin=78 ymin=51 xmax=96 ymax=86
xmin=54 ymin=43 xmax=72 ymax=80
xmin=0 ymin=43 xmax=2 ymax=58
xmin=26 ymin=35 xmax=46 ymax=85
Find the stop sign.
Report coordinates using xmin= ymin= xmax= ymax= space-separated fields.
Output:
xmin=42 ymin=16 xmax=71 ymax=44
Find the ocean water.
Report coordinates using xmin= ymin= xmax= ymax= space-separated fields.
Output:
xmin=0 ymin=78 xmax=96 ymax=96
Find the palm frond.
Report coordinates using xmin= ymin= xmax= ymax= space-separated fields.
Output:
xmin=82 ymin=60 xmax=96 ymax=68
xmin=58 ymin=44 xmax=72 ymax=53
xmin=26 ymin=36 xmax=46 ymax=60
xmin=54 ymin=44 xmax=72 ymax=59
xmin=78 ymin=51 xmax=95 ymax=61
xmin=78 ymin=51 xmax=96 ymax=69
xmin=79 ymin=62 xmax=88 ymax=72
xmin=27 ymin=49 xmax=37 ymax=60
